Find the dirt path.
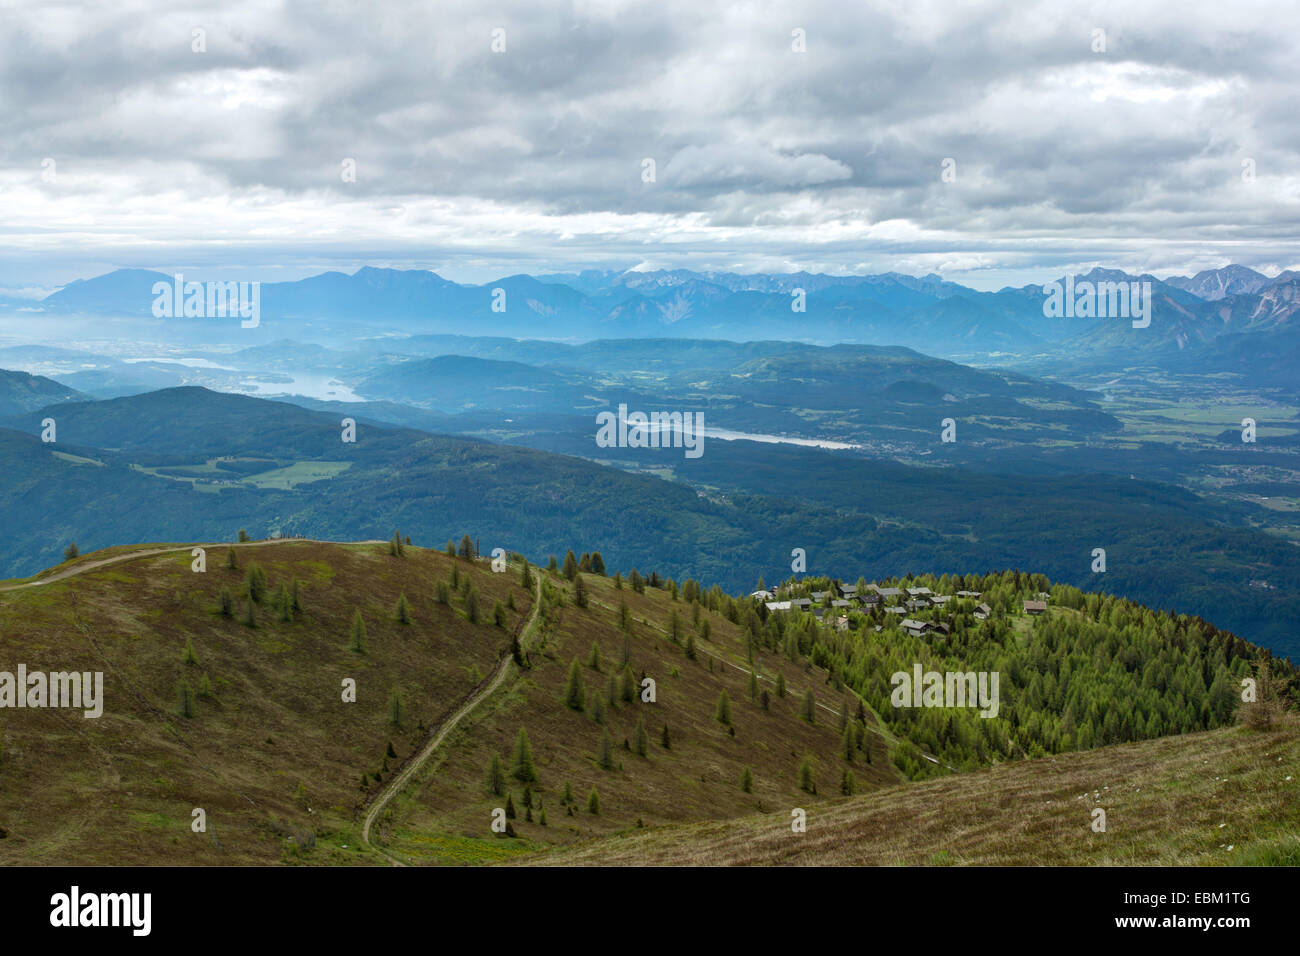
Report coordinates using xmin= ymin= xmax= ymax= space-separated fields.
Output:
xmin=0 ymin=538 xmax=384 ymax=592
xmin=360 ymin=570 xmax=544 ymax=866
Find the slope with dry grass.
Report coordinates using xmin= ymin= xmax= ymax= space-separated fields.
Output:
xmin=520 ymin=720 xmax=1300 ymax=866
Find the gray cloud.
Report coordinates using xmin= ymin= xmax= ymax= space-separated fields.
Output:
xmin=1 ymin=0 xmax=1298 ymax=292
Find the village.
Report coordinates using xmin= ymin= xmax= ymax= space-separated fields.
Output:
xmin=752 ymin=579 xmax=1051 ymax=636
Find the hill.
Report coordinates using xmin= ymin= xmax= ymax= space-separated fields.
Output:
xmin=525 ymin=720 xmax=1300 ymax=866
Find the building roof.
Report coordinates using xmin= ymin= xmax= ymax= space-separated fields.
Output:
xmin=1024 ymin=600 xmax=1048 ymax=613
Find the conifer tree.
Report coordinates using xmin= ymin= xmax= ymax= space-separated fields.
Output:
xmin=181 ymin=637 xmax=198 ymax=666
xmin=620 ymin=665 xmax=637 ymax=703
xmin=613 ymin=572 xmax=623 ymax=590
xmin=775 ymin=671 xmax=787 ymax=698
xmin=547 ymin=555 xmax=558 ymax=572
xmin=511 ymin=728 xmax=537 ymax=782
xmin=387 ymin=687 xmax=404 ymax=726
xmin=290 ymin=579 xmax=302 ymax=613
xmin=435 ymin=580 xmax=450 ymax=604
xmin=350 ymin=610 xmax=367 ymax=653
xmin=198 ymin=673 xmax=212 ymax=698
xmin=590 ymin=551 xmax=606 ymax=575
xmin=394 ymin=592 xmax=412 ymax=624
xmin=633 ymin=716 xmax=649 ymax=757
xmin=801 ymin=688 xmax=816 ymax=723
xmin=225 ymin=548 xmax=238 ymax=570
xmin=520 ymin=559 xmax=533 ymax=589
xmin=562 ymin=550 xmax=578 ymax=581
xmin=242 ymin=601 xmax=257 ymax=628
xmin=597 ymin=728 xmax=614 ymax=769
xmin=445 ymin=540 xmax=456 ymax=557
xmin=573 ymin=573 xmax=589 ymax=608
xmin=660 ymin=723 xmax=671 ymax=749
xmin=177 ymin=679 xmax=196 ymax=718
xmin=606 ymin=670 xmax=619 ymax=705
xmin=237 ymin=529 xmax=250 ymax=543
xmin=798 ymin=755 xmax=816 ymax=793
xmin=458 ymin=534 xmax=474 ymax=559
xmin=561 ymin=780 xmax=574 ymax=805
xmin=685 ymin=631 xmax=696 ymax=660
xmin=587 ymin=789 xmax=600 ymax=814
xmin=464 ymin=585 xmax=479 ymax=623
xmin=840 ymin=769 xmax=856 ymax=795
xmin=740 ymin=765 xmax=753 ymax=793
xmin=564 ymin=658 xmax=585 ymax=711
xmin=587 ymin=640 xmax=602 ymax=671
xmin=748 ymin=669 xmax=759 ymax=701
xmin=669 ymin=609 xmax=682 ymax=644
xmin=493 ymin=599 xmax=507 ymax=627
xmin=244 ymin=562 xmax=267 ymax=603
xmin=630 ymin=569 xmax=645 ymax=593
xmin=715 ymin=690 xmax=732 ymax=725
xmin=539 ymin=804 xmax=547 ymax=826
xmin=505 ymin=793 xmax=516 ymax=819
xmin=589 ymin=689 xmax=606 ymax=724
xmin=699 ymin=617 xmax=711 ymax=641
xmin=841 ymin=723 xmax=855 ymax=763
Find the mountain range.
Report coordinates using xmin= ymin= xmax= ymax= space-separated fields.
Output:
xmin=14 ymin=264 xmax=1300 ymax=369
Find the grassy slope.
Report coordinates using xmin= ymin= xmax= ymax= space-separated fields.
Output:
xmin=0 ymin=541 xmax=524 ymax=864
xmin=0 ymin=542 xmax=894 ymax=865
xmin=521 ymin=720 xmax=1300 ymax=866
xmin=367 ymin=571 xmax=900 ymax=864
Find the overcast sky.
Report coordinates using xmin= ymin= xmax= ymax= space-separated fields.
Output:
xmin=2 ymin=0 xmax=1298 ymax=294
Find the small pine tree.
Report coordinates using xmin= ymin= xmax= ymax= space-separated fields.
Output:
xmin=394 ymin=592 xmax=412 ymax=624
xmin=505 ymin=793 xmax=516 ymax=819
xmin=225 ymin=548 xmax=238 ymax=570
xmin=445 ymin=540 xmax=456 ymax=557
xmin=539 ymin=804 xmax=548 ymax=826
xmin=630 ymin=569 xmax=644 ymax=593
xmin=589 ymin=689 xmax=606 ymax=724
xmin=587 ymin=788 xmax=600 ymax=814
xmin=350 ymin=610 xmax=367 ymax=653
xmin=699 ymin=618 xmax=711 ymax=641
xmin=244 ymin=562 xmax=267 ymax=603
xmin=613 ymin=572 xmax=623 ymax=590
xmin=177 ymin=679 xmax=196 ymax=718
xmin=492 ymin=599 xmax=507 ymax=627
xmin=435 ymin=580 xmax=450 ymax=604
xmin=840 ymin=769 xmax=856 ymax=796
xmin=660 ymin=723 xmax=671 ymax=749
xmin=748 ymin=669 xmax=759 ymax=701
xmin=520 ymin=560 xmax=534 ymax=589
xmin=633 ymin=716 xmax=649 ymax=757
xmin=458 ymin=534 xmax=474 ymax=559
xmin=685 ymin=631 xmax=696 ymax=660
xmin=387 ymin=687 xmax=404 ymax=726
xmin=573 ymin=573 xmax=589 ymax=608
xmin=564 ymin=658 xmax=585 ymax=711
xmin=799 ymin=755 xmax=816 ymax=793
xmin=449 ymin=564 xmax=459 ymax=588
xmin=278 ymin=585 xmax=292 ymax=622
xmin=181 ymin=637 xmax=198 ymax=666
xmin=511 ymin=728 xmax=537 ymax=782
xmin=561 ymin=780 xmax=574 ymax=805
xmin=841 ymin=723 xmax=855 ymax=763
xmin=620 ymin=665 xmax=637 ymax=703
xmin=198 ymin=673 xmax=212 ymax=698
xmin=715 ymin=690 xmax=731 ymax=725
xmin=63 ymin=542 xmax=79 ymax=561
xmin=464 ymin=585 xmax=479 ymax=623
xmin=242 ymin=601 xmax=257 ymax=628
xmin=597 ymin=728 xmax=614 ymax=769
xmin=587 ymin=640 xmax=602 ymax=672
xmin=547 ymin=555 xmax=558 ymax=573
xmin=590 ymin=551 xmax=606 ymax=575
xmin=775 ymin=671 xmax=787 ymax=698
xmin=562 ymin=550 xmax=578 ymax=581
xmin=219 ymin=587 xmax=233 ymax=617
xmin=800 ymin=688 xmax=816 ymax=723
xmin=290 ymin=579 xmax=302 ymax=613
xmin=237 ymin=529 xmax=250 ymax=543
xmin=741 ymin=765 xmax=753 ymax=793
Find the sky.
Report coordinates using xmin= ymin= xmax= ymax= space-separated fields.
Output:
xmin=1 ymin=0 xmax=1298 ymax=295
